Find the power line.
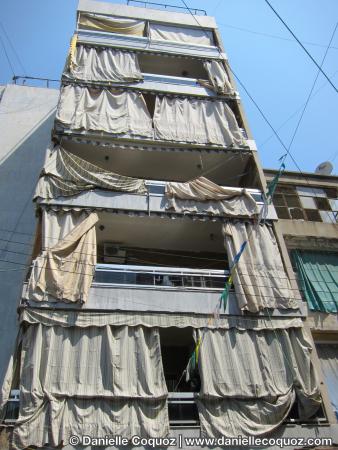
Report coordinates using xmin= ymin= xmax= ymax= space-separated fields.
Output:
xmin=286 ymin=23 xmax=338 ymax=152
xmin=0 ymin=34 xmax=15 ymax=77
xmin=217 ymin=21 xmax=338 ymax=51
xmin=0 ymin=21 xmax=27 ymax=75
xmin=259 ymin=69 xmax=338 ymax=149
xmin=264 ymin=0 xmax=338 ymax=94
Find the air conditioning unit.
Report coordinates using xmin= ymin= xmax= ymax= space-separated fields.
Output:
xmin=103 ymin=243 xmax=126 ymax=264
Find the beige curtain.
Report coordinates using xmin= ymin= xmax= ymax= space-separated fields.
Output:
xmin=199 ymin=60 xmax=233 ymax=95
xmin=153 ymin=96 xmax=243 ymax=147
xmin=149 ymin=23 xmax=214 ymax=46
xmin=79 ymin=13 xmax=145 ymax=36
xmin=13 ymin=323 xmax=168 ymax=448
xmin=197 ymin=326 xmax=321 ymax=437
xmin=34 ymin=146 xmax=146 ymax=199
xmin=26 ymin=211 xmax=98 ymax=304
xmin=165 ymin=177 xmax=258 ymax=217
xmin=223 ymin=222 xmax=297 ymax=312
xmin=66 ymin=45 xmax=143 ymax=82
xmin=56 ymin=85 xmax=153 ymax=138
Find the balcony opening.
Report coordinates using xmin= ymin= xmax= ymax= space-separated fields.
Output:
xmin=138 ymin=53 xmax=208 ymax=80
xmin=160 ymin=327 xmax=200 ymax=426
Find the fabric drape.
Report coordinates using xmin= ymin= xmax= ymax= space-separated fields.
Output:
xmin=291 ymin=250 xmax=338 ymax=313
xmin=316 ymin=344 xmax=338 ymax=417
xmin=223 ymin=222 xmax=297 ymax=312
xmin=196 ymin=327 xmax=321 ymax=437
xmin=79 ymin=13 xmax=146 ymax=36
xmin=66 ymin=45 xmax=143 ymax=82
xmin=20 ymin=308 xmax=303 ymax=330
xmin=153 ymin=96 xmax=243 ymax=147
xmin=199 ymin=60 xmax=233 ymax=95
xmin=165 ymin=177 xmax=258 ymax=217
xmin=56 ymin=85 xmax=153 ymax=137
xmin=34 ymin=146 xmax=146 ymax=199
xmin=149 ymin=23 xmax=214 ymax=46
xmin=13 ymin=324 xmax=168 ymax=448
xmin=26 ymin=211 xmax=98 ymax=304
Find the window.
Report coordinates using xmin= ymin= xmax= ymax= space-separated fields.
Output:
xmin=273 ymin=184 xmax=338 ymax=223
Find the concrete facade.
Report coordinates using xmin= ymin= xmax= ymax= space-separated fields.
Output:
xmin=0 ymin=84 xmax=59 ymax=406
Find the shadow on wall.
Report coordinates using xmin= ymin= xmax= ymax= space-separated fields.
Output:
xmin=0 ymin=87 xmax=57 ymax=401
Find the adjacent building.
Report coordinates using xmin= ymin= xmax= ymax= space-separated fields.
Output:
xmin=265 ymin=167 xmax=338 ymax=421
xmin=0 ymin=1 xmax=337 ymax=448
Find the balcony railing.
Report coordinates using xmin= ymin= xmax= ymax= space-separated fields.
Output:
xmin=94 ymin=264 xmax=228 ymax=290
xmin=77 ymin=30 xmax=221 ymax=58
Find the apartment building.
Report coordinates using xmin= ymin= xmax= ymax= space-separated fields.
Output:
xmin=1 ymin=0 xmax=337 ymax=448
xmin=265 ymin=167 xmax=338 ymax=423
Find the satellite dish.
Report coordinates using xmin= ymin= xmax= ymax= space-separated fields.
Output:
xmin=315 ymin=161 xmax=333 ymax=175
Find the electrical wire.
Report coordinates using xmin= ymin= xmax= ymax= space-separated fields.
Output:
xmin=263 ymin=0 xmax=338 ymax=94
xmin=0 ymin=21 xmax=27 ymax=75
xmin=217 ymin=21 xmax=338 ymax=51
xmin=286 ymin=23 xmax=338 ymax=153
xmin=0 ymin=33 xmax=15 ymax=77
xmin=259 ymin=69 xmax=338 ymax=149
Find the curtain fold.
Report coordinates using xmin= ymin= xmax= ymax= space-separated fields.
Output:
xmin=149 ymin=23 xmax=214 ymax=46
xmin=56 ymin=85 xmax=153 ymax=138
xmin=79 ymin=13 xmax=146 ymax=36
xmin=291 ymin=250 xmax=338 ymax=313
xmin=65 ymin=45 xmax=143 ymax=82
xmin=165 ymin=177 xmax=258 ymax=217
xmin=223 ymin=222 xmax=297 ymax=312
xmin=196 ymin=327 xmax=321 ymax=437
xmin=153 ymin=96 xmax=243 ymax=147
xmin=20 ymin=308 xmax=304 ymax=330
xmin=34 ymin=146 xmax=146 ymax=199
xmin=13 ymin=324 xmax=169 ymax=448
xmin=25 ymin=211 xmax=98 ymax=304
xmin=199 ymin=60 xmax=233 ymax=95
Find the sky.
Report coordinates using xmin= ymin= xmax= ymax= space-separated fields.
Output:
xmin=1 ymin=0 xmax=337 ymax=173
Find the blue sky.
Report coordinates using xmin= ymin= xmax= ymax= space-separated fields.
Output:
xmin=1 ymin=0 xmax=337 ymax=173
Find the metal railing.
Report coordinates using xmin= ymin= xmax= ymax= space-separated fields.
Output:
xmin=126 ymin=0 xmax=207 ymax=15
xmin=94 ymin=264 xmax=228 ymax=290
xmin=12 ymin=75 xmax=60 ymax=88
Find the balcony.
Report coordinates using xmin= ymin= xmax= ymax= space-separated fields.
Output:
xmin=77 ymin=29 xmax=222 ymax=59
xmin=64 ymin=72 xmax=237 ymax=98
xmin=37 ymin=180 xmax=277 ymax=219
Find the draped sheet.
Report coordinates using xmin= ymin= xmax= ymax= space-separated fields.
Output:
xmin=13 ymin=324 xmax=168 ymax=448
xmin=291 ymin=250 xmax=338 ymax=313
xmin=79 ymin=13 xmax=146 ymax=36
xmin=199 ymin=60 xmax=234 ymax=95
xmin=56 ymin=85 xmax=153 ymax=137
xmin=25 ymin=212 xmax=98 ymax=304
xmin=20 ymin=308 xmax=303 ymax=330
xmin=34 ymin=146 xmax=146 ymax=199
xmin=197 ymin=327 xmax=321 ymax=437
xmin=149 ymin=23 xmax=214 ymax=46
xmin=153 ymin=96 xmax=243 ymax=147
xmin=66 ymin=45 xmax=143 ymax=82
xmin=223 ymin=222 xmax=298 ymax=312
xmin=165 ymin=177 xmax=258 ymax=217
